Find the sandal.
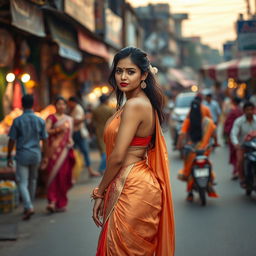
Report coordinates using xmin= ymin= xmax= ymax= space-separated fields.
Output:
xmin=186 ymin=192 xmax=194 ymax=202
xmin=46 ymin=203 xmax=56 ymax=213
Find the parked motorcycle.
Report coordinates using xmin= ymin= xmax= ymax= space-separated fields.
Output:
xmin=184 ymin=143 xmax=214 ymax=206
xmin=242 ymin=137 xmax=256 ymax=196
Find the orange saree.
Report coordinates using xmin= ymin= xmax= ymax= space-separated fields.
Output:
xmin=178 ymin=117 xmax=216 ymax=186
xmin=96 ymin=110 xmax=175 ymax=256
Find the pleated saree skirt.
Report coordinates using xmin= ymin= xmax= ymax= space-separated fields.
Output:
xmin=97 ymin=159 xmax=162 ymax=256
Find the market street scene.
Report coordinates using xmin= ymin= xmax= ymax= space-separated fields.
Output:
xmin=0 ymin=1 xmax=256 ymax=256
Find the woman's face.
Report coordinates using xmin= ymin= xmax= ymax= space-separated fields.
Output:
xmin=115 ymin=57 xmax=147 ymax=93
xmin=55 ymin=99 xmax=67 ymax=113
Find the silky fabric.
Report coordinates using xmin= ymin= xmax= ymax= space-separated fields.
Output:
xmin=46 ymin=114 xmax=75 ymax=209
xmin=96 ymin=110 xmax=175 ymax=256
xmin=178 ymin=117 xmax=216 ymax=179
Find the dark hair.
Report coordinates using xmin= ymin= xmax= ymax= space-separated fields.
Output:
xmin=243 ymin=101 xmax=255 ymax=110
xmin=189 ymin=100 xmax=202 ymax=143
xmin=108 ymin=47 xmax=165 ymax=125
xmin=22 ymin=94 xmax=34 ymax=109
xmin=232 ymin=96 xmax=242 ymax=105
xmin=55 ymin=96 xmax=67 ymax=105
xmin=68 ymin=96 xmax=79 ymax=103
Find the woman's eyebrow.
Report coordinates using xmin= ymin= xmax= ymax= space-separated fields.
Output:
xmin=116 ymin=67 xmax=137 ymax=70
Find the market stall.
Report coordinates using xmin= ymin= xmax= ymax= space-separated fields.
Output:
xmin=201 ymin=56 xmax=256 ymax=98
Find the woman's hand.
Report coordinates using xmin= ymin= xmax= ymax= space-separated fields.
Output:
xmin=92 ymin=198 xmax=103 ymax=227
xmin=40 ymin=157 xmax=48 ymax=170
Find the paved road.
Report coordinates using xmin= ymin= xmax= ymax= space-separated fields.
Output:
xmin=1 ymin=134 xmax=256 ymax=256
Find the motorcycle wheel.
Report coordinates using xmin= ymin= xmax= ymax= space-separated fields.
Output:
xmin=198 ymin=188 xmax=206 ymax=206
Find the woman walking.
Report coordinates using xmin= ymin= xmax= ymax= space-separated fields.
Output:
xmin=177 ymin=99 xmax=219 ymax=200
xmin=91 ymin=47 xmax=175 ymax=256
xmin=45 ymin=96 xmax=75 ymax=212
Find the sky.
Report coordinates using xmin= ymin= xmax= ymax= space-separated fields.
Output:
xmin=128 ymin=0 xmax=255 ymax=52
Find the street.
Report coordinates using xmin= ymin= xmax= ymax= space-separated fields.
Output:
xmin=1 ymin=132 xmax=256 ymax=256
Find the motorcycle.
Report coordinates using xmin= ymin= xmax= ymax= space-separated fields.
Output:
xmin=183 ymin=143 xmax=215 ymax=206
xmin=242 ymin=137 xmax=256 ymax=196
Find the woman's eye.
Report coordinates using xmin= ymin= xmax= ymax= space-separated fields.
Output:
xmin=128 ymin=71 xmax=135 ymax=75
xmin=115 ymin=69 xmax=122 ymax=74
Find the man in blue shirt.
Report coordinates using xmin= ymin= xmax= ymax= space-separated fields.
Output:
xmin=203 ymin=92 xmax=222 ymax=125
xmin=7 ymin=94 xmax=48 ymax=220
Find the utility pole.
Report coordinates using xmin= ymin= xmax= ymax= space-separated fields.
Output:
xmin=245 ymin=0 xmax=251 ymax=17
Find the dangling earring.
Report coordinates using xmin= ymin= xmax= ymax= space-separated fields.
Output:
xmin=140 ymin=80 xmax=147 ymax=89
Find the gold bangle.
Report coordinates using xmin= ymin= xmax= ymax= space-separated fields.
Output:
xmin=91 ymin=187 xmax=104 ymax=200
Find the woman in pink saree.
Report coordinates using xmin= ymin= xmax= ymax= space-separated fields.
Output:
xmin=45 ymin=96 xmax=75 ymax=212
xmin=91 ymin=47 xmax=175 ymax=256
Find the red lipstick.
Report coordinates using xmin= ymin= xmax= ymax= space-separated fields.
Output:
xmin=120 ymin=83 xmax=128 ymax=87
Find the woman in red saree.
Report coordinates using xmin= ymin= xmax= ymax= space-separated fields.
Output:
xmin=91 ymin=47 xmax=175 ymax=256
xmin=45 ymin=96 xmax=75 ymax=212
xmin=177 ymin=99 xmax=219 ymax=200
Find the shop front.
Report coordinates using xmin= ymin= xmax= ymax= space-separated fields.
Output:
xmin=201 ymin=55 xmax=256 ymax=99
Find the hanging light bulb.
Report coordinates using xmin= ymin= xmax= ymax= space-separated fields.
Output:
xmin=6 ymin=73 xmax=15 ymax=83
xmin=21 ymin=73 xmax=30 ymax=83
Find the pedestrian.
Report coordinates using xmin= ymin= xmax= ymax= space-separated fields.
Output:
xmin=231 ymin=101 xmax=256 ymax=187
xmin=44 ymin=96 xmax=75 ymax=213
xmin=177 ymin=99 xmax=219 ymax=200
xmin=91 ymin=47 xmax=175 ymax=255
xmin=92 ymin=94 xmax=114 ymax=173
xmin=7 ymin=94 xmax=48 ymax=220
xmin=249 ymin=89 xmax=256 ymax=106
xmin=67 ymin=97 xmax=100 ymax=177
xmin=223 ymin=97 xmax=243 ymax=180
xmin=203 ymin=91 xmax=222 ymax=125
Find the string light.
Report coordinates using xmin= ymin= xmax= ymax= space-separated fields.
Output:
xmin=6 ymin=73 xmax=15 ymax=83
xmin=21 ymin=73 xmax=30 ymax=83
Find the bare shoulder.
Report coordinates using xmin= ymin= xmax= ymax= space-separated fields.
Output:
xmin=123 ymin=97 xmax=152 ymax=114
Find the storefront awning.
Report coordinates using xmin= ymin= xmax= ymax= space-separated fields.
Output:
xmin=47 ymin=16 xmax=82 ymax=63
xmin=168 ymin=68 xmax=197 ymax=88
xmin=78 ymin=30 xmax=109 ymax=60
xmin=201 ymin=56 xmax=256 ymax=82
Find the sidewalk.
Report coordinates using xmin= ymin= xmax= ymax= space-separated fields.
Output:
xmin=0 ymin=150 xmax=101 ymax=241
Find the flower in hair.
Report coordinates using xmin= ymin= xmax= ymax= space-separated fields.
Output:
xmin=149 ymin=65 xmax=158 ymax=75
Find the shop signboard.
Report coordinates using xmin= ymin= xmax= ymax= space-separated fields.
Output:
xmin=237 ymin=20 xmax=256 ymax=51
xmin=47 ymin=16 xmax=82 ymax=62
xmin=65 ymin=0 xmax=95 ymax=32
xmin=126 ymin=11 xmax=137 ymax=47
xmin=105 ymin=8 xmax=122 ymax=49
xmin=223 ymin=41 xmax=235 ymax=61
xmin=10 ymin=0 xmax=45 ymax=37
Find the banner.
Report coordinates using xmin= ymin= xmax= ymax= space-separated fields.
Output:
xmin=47 ymin=16 xmax=82 ymax=62
xmin=65 ymin=0 xmax=95 ymax=32
xmin=10 ymin=0 xmax=45 ymax=37
xmin=105 ymin=8 xmax=122 ymax=49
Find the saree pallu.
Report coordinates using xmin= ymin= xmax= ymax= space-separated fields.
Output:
xmin=178 ymin=117 xmax=216 ymax=180
xmin=97 ymin=111 xmax=175 ymax=256
xmin=46 ymin=114 xmax=75 ymax=209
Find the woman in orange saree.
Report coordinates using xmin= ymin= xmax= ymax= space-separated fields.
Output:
xmin=177 ymin=99 xmax=219 ymax=200
xmin=91 ymin=47 xmax=175 ymax=256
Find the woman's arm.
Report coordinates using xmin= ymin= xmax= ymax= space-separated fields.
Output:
xmin=46 ymin=116 xmax=64 ymax=135
xmin=97 ymin=100 xmax=144 ymax=195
